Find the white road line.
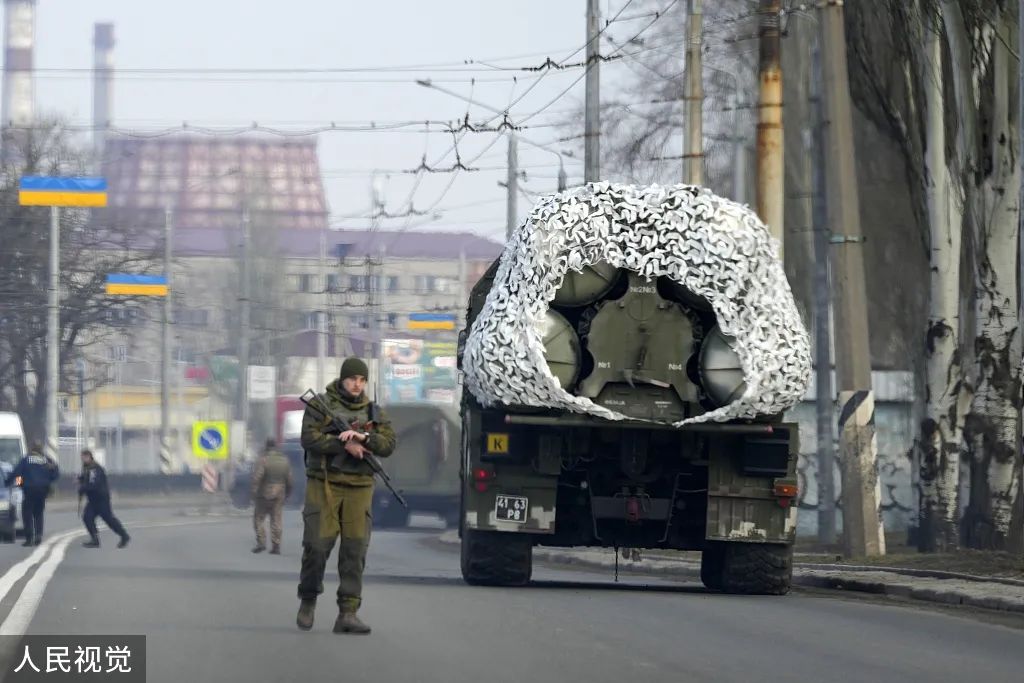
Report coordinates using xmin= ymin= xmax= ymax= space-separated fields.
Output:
xmin=0 ymin=517 xmax=226 ymax=636
xmin=0 ymin=529 xmax=82 ymax=606
xmin=0 ymin=533 xmax=78 ymax=635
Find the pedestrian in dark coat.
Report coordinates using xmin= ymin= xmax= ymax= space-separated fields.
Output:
xmin=78 ymin=450 xmax=130 ymax=549
xmin=4 ymin=442 xmax=59 ymax=546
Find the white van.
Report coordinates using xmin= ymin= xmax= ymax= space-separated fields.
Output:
xmin=0 ymin=412 xmax=27 ymax=542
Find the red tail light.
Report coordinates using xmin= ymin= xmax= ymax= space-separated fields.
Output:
xmin=473 ymin=466 xmax=495 ymax=493
xmin=774 ymin=482 xmax=798 ymax=507
xmin=774 ymin=483 xmax=798 ymax=498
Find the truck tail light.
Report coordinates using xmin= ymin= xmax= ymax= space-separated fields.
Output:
xmin=774 ymin=482 xmax=798 ymax=507
xmin=473 ymin=466 xmax=495 ymax=493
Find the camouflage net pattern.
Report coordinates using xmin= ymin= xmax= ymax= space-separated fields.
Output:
xmin=462 ymin=182 xmax=812 ymax=425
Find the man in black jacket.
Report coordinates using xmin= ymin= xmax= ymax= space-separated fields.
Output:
xmin=78 ymin=450 xmax=130 ymax=549
xmin=4 ymin=442 xmax=59 ymax=546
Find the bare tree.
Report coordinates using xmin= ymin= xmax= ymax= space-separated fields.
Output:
xmin=0 ymin=121 xmax=159 ymax=442
xmin=948 ymin=0 xmax=1023 ymax=552
xmin=848 ymin=0 xmax=1022 ymax=551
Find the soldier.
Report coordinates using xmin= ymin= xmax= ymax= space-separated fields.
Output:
xmin=4 ymin=442 xmax=59 ymax=546
xmin=296 ymin=356 xmax=396 ymax=635
xmin=78 ymin=450 xmax=130 ymax=549
xmin=251 ymin=437 xmax=293 ymax=554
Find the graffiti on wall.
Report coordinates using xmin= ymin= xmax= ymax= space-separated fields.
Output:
xmin=788 ymin=402 xmax=915 ymax=535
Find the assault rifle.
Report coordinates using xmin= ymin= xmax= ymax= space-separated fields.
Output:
xmin=299 ymin=389 xmax=407 ymax=508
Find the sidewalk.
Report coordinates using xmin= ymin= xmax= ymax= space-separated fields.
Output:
xmin=438 ymin=532 xmax=1024 ymax=615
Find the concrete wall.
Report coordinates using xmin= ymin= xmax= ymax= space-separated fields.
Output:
xmin=789 ymin=370 xmax=916 ymax=537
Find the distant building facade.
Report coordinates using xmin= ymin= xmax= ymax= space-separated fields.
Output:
xmin=71 ymin=135 xmax=502 ymax=472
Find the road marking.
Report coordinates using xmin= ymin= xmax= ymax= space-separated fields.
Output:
xmin=0 ymin=517 xmax=235 ymax=636
xmin=0 ymin=530 xmax=82 ymax=606
xmin=0 ymin=533 xmax=78 ymax=635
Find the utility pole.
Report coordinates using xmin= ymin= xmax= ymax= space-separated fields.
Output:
xmin=733 ymin=130 xmax=747 ymax=204
xmin=239 ymin=207 xmax=251 ymax=456
xmin=810 ymin=36 xmax=836 ymax=547
xmin=1018 ymin=0 xmax=1024 ymax=375
xmin=584 ymin=0 xmax=601 ymax=182
xmin=506 ymin=133 xmax=518 ymax=240
xmin=685 ymin=0 xmax=704 ymax=185
xmin=366 ymin=249 xmax=383 ymax=398
xmin=46 ymin=206 xmax=59 ymax=462
xmin=76 ymin=358 xmax=88 ymax=452
xmin=317 ymin=226 xmax=327 ymax=390
xmin=820 ymin=1 xmax=884 ymax=557
xmin=756 ymin=0 xmax=785 ymax=256
xmin=160 ymin=207 xmax=173 ymax=474
xmin=458 ymin=247 xmax=467 ymax=331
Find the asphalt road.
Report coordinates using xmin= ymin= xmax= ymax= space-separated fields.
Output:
xmin=0 ymin=504 xmax=1022 ymax=683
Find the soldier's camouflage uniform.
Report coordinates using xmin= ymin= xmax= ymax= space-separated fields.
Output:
xmin=297 ymin=379 xmax=396 ymax=614
xmin=251 ymin=448 xmax=293 ymax=549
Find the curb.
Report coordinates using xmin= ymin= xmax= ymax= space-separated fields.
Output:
xmin=795 ymin=573 xmax=1024 ymax=614
xmin=797 ymin=562 xmax=1024 ymax=588
xmin=438 ymin=532 xmax=1024 ymax=615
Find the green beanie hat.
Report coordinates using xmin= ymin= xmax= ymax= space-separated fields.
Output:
xmin=340 ymin=357 xmax=369 ymax=380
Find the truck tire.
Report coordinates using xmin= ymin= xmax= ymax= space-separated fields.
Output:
xmin=460 ymin=529 xmax=532 ymax=586
xmin=717 ymin=542 xmax=793 ymax=595
xmin=373 ymin=499 xmax=410 ymax=529
xmin=700 ymin=543 xmax=725 ymax=591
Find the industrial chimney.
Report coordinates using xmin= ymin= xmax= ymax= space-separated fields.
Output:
xmin=93 ymin=22 xmax=115 ymax=164
xmin=1 ymin=0 xmax=36 ymax=158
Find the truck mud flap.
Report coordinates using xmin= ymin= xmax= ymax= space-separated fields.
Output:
xmin=705 ymin=437 xmax=796 ymax=543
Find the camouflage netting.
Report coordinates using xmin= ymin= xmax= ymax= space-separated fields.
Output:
xmin=462 ymin=182 xmax=812 ymax=425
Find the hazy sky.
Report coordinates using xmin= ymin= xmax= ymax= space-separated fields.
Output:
xmin=16 ymin=0 xmax=646 ymax=242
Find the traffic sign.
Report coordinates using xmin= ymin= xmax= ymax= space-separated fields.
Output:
xmin=19 ymin=176 xmax=108 ymax=207
xmin=191 ymin=421 xmax=229 ymax=459
xmin=105 ymin=273 xmax=168 ymax=297
xmin=247 ymin=365 xmax=276 ymax=401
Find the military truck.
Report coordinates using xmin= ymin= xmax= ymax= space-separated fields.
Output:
xmin=457 ymin=260 xmax=800 ymax=594
xmin=230 ymin=398 xmax=460 ymax=525
xmin=371 ymin=403 xmax=461 ymax=528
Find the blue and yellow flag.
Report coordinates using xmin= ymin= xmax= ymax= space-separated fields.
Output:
xmin=105 ymin=274 xmax=168 ymax=297
xmin=19 ymin=176 xmax=108 ymax=207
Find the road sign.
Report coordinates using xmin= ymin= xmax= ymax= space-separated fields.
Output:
xmin=105 ymin=273 xmax=168 ymax=296
xmin=19 ymin=176 xmax=108 ymax=207
xmin=247 ymin=365 xmax=276 ymax=401
xmin=408 ymin=313 xmax=456 ymax=330
xmin=191 ymin=421 xmax=229 ymax=459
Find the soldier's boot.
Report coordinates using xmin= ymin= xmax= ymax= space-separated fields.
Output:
xmin=252 ymin=545 xmax=265 ymax=553
xmin=83 ymin=536 xmax=100 ymax=548
xmin=270 ymin=544 xmax=281 ymax=555
xmin=296 ymin=599 xmax=316 ymax=631
xmin=117 ymin=534 xmax=130 ymax=549
xmin=333 ymin=612 xmax=371 ymax=635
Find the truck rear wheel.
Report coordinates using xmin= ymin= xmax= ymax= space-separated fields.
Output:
xmin=702 ymin=542 xmax=792 ymax=595
xmin=460 ymin=529 xmax=532 ymax=586
xmin=373 ymin=498 xmax=410 ymax=529
xmin=700 ymin=544 xmax=725 ymax=590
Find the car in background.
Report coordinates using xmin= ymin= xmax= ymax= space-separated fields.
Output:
xmin=0 ymin=412 xmax=27 ymax=542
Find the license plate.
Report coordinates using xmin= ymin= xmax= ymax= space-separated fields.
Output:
xmin=495 ymin=495 xmax=528 ymax=523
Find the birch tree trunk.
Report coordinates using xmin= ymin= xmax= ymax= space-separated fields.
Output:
xmin=918 ymin=22 xmax=966 ymax=552
xmin=958 ymin=8 xmax=1024 ymax=551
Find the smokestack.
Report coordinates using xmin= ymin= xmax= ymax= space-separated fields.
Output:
xmin=93 ymin=22 xmax=115 ymax=164
xmin=1 ymin=0 xmax=36 ymax=157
